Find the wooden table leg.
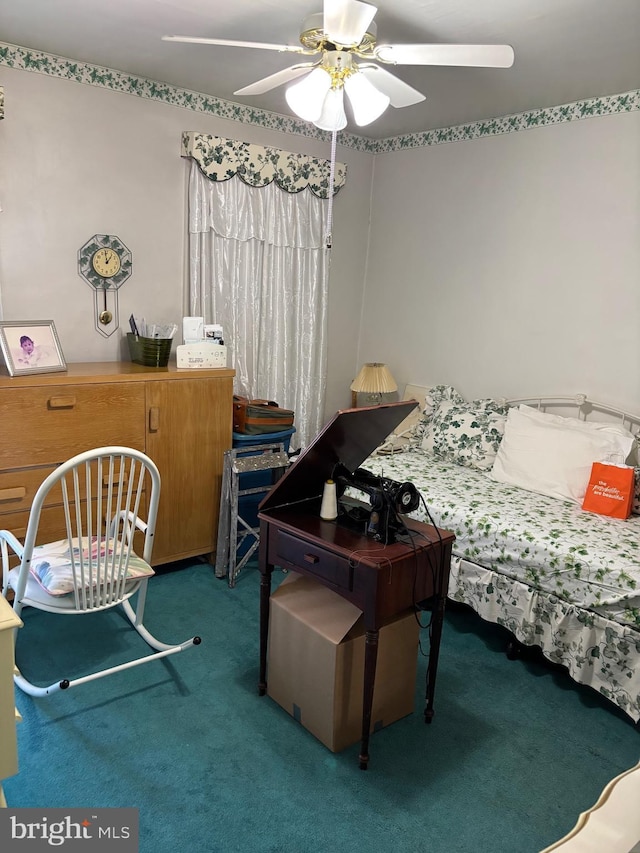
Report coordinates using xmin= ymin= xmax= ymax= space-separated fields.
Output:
xmin=359 ymin=628 xmax=379 ymax=770
xmin=258 ymin=560 xmax=273 ymax=697
xmin=424 ymin=592 xmax=446 ymax=723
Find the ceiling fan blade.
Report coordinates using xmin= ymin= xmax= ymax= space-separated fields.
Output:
xmin=323 ymin=0 xmax=377 ymax=47
xmin=234 ymin=64 xmax=317 ymax=96
xmin=358 ymin=65 xmax=425 ymax=108
xmin=375 ymin=43 xmax=515 ymax=68
xmin=162 ymin=35 xmax=305 ymax=54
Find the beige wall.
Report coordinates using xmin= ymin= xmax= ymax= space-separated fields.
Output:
xmin=1 ymin=63 xmax=639 ymax=424
xmin=0 ymin=67 xmax=374 ymax=418
xmin=359 ymin=110 xmax=640 ymax=412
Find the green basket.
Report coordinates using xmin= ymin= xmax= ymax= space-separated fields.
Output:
xmin=126 ymin=334 xmax=173 ymax=368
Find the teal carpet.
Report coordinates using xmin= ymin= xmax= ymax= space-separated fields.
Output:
xmin=4 ymin=562 xmax=639 ymax=853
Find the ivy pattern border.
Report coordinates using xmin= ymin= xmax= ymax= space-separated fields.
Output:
xmin=0 ymin=41 xmax=638 ymax=154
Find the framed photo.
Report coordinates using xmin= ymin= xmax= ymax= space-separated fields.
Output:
xmin=0 ymin=320 xmax=67 ymax=376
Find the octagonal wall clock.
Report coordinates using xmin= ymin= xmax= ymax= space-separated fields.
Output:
xmin=78 ymin=234 xmax=132 ymax=338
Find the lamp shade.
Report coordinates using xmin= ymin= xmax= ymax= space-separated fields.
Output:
xmin=344 ymin=72 xmax=390 ymax=126
xmin=350 ymin=363 xmax=398 ymax=395
xmin=314 ymin=87 xmax=348 ymax=131
xmin=285 ymin=68 xmax=332 ymax=122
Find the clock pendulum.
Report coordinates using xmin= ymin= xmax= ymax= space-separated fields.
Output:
xmin=77 ymin=235 xmax=132 ymax=338
xmin=99 ymin=285 xmax=113 ymax=326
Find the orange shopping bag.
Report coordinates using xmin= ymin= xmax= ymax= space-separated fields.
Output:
xmin=581 ymin=461 xmax=635 ymax=519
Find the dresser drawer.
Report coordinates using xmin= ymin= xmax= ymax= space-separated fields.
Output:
xmin=0 ymin=460 xmax=144 ymax=516
xmin=274 ymin=530 xmax=353 ymax=590
xmin=0 ymin=467 xmax=58 ymax=515
xmin=1 ymin=501 xmax=147 ymax=566
xmin=0 ymin=384 xmax=146 ymax=469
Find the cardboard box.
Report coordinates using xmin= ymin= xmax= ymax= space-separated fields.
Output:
xmin=267 ymin=573 xmax=419 ymax=752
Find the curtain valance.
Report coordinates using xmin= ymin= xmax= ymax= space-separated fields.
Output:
xmin=181 ymin=132 xmax=346 ymax=199
xmin=189 ymin=162 xmax=329 ymax=248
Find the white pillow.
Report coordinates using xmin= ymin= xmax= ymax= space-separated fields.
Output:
xmin=518 ymin=405 xmax=638 ymax=465
xmin=490 ymin=405 xmax=635 ymax=504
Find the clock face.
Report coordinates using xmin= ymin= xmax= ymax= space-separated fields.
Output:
xmin=92 ymin=247 xmax=122 ymax=278
xmin=78 ymin=234 xmax=131 ymax=291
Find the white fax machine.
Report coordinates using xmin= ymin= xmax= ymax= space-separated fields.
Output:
xmin=176 ymin=343 xmax=227 ymax=369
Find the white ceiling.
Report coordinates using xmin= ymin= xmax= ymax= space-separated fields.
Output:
xmin=1 ymin=0 xmax=639 ymax=140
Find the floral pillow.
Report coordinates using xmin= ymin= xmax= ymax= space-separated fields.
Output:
xmin=420 ymin=398 xmax=509 ymax=470
xmin=410 ymin=385 xmax=466 ymax=449
xmin=30 ymin=536 xmax=155 ymax=596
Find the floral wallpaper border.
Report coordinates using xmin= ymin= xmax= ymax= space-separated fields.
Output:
xmin=374 ymin=89 xmax=640 ymax=153
xmin=182 ymin=132 xmax=346 ymax=199
xmin=0 ymin=41 xmax=638 ymax=153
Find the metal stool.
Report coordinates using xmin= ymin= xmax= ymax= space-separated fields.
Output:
xmin=215 ymin=443 xmax=290 ymax=587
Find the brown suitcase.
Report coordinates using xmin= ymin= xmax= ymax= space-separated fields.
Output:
xmin=233 ymin=395 xmax=295 ymax=435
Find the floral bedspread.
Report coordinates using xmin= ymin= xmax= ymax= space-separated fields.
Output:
xmin=360 ymin=450 xmax=640 ymax=721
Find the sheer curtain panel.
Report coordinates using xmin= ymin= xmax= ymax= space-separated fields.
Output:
xmin=188 ymin=162 xmax=330 ymax=449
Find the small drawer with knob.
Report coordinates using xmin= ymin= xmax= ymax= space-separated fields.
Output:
xmin=0 ymin=385 xmax=145 ymax=469
xmin=274 ymin=530 xmax=353 ymax=590
xmin=0 ymin=467 xmax=57 ymax=515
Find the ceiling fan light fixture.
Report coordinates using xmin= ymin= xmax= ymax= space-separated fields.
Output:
xmin=314 ymin=87 xmax=348 ymax=131
xmin=285 ymin=67 xmax=332 ymax=121
xmin=165 ymin=1 xmax=516 ymax=131
xmin=344 ymin=70 xmax=390 ymax=126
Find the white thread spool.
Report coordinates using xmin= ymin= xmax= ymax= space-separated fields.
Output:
xmin=320 ymin=479 xmax=338 ymax=520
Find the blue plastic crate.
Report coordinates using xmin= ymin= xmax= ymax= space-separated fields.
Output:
xmin=232 ymin=428 xmax=295 ymax=556
xmin=232 ymin=428 xmax=295 ymax=489
xmin=232 ymin=428 xmax=295 ymax=452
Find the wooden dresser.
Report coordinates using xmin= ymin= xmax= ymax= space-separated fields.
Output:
xmin=0 ymin=362 xmax=234 ymax=565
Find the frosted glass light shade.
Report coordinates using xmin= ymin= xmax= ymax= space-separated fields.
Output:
xmin=314 ymin=87 xmax=347 ymax=131
xmin=285 ymin=68 xmax=332 ymax=122
xmin=350 ymin=363 xmax=398 ymax=394
xmin=344 ymin=72 xmax=390 ymax=126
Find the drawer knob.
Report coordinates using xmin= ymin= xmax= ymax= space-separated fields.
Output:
xmin=149 ymin=407 xmax=160 ymax=432
xmin=0 ymin=486 xmax=26 ymax=503
xmin=303 ymin=553 xmax=320 ymax=564
xmin=48 ymin=396 xmax=76 ymax=409
xmin=102 ymin=475 xmax=128 ymax=487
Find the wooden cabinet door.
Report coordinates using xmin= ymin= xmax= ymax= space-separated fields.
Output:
xmin=145 ymin=376 xmax=233 ymax=564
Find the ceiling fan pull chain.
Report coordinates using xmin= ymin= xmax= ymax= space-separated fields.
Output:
xmin=325 ymin=127 xmax=338 ymax=251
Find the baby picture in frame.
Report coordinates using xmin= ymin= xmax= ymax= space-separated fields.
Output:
xmin=0 ymin=320 xmax=67 ymax=376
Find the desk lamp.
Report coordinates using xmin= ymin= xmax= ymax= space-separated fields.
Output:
xmin=350 ymin=362 xmax=397 ymax=407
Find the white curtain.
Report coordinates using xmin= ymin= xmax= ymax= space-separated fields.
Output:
xmin=188 ymin=161 xmax=330 ymax=449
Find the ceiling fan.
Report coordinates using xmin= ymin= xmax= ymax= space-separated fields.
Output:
xmin=163 ymin=0 xmax=514 ymax=131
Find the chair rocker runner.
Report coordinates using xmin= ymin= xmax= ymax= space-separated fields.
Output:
xmin=0 ymin=446 xmax=201 ymax=697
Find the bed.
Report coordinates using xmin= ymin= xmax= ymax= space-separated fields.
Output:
xmin=359 ymin=386 xmax=640 ymax=723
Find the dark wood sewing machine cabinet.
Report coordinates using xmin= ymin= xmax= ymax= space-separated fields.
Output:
xmin=257 ymin=401 xmax=455 ymax=770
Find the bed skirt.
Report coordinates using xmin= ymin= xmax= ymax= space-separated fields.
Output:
xmin=449 ymin=557 xmax=640 ymax=723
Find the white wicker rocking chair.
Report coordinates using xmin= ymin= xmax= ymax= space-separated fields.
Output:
xmin=0 ymin=446 xmax=200 ymax=697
